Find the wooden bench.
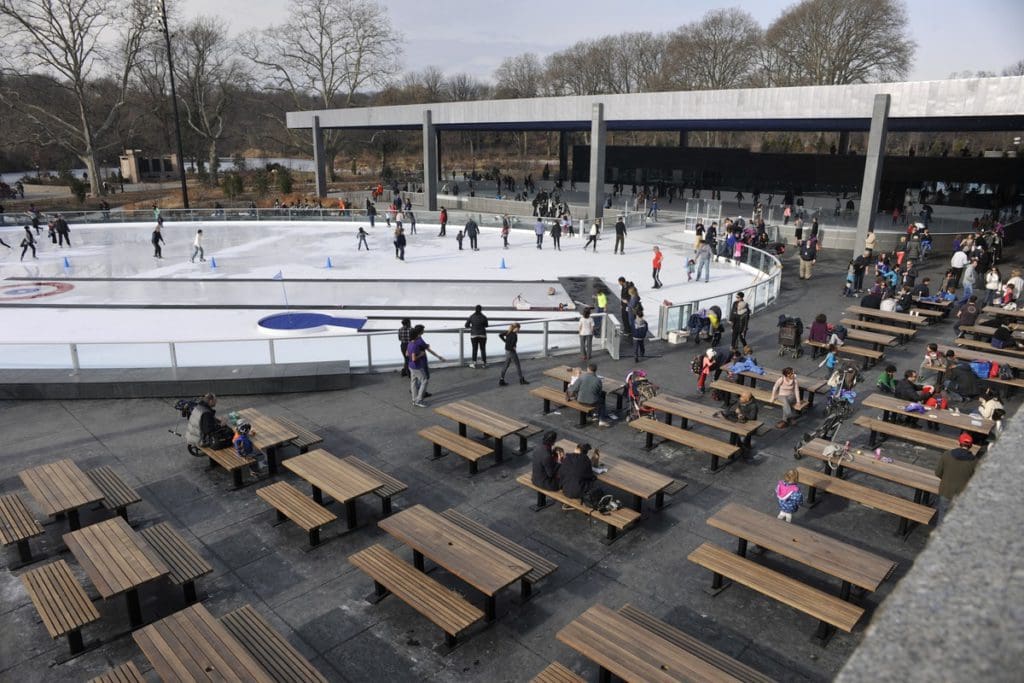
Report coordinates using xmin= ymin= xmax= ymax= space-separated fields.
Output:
xmin=530 ymin=385 xmax=605 ymax=427
xmin=709 ymin=380 xmax=810 ymax=418
xmin=796 ymin=467 xmax=935 ymax=537
xmin=139 ymin=522 xmax=213 ymax=605
xmin=85 ymin=466 xmax=142 ymax=523
xmin=617 ymin=604 xmax=774 ymax=683
xmin=841 ymin=317 xmax=918 ymax=343
xmin=87 ymin=661 xmax=145 ymax=683
xmin=257 ymin=481 xmax=337 ymax=547
xmin=854 ymin=416 xmax=983 ymax=452
xmin=342 ymin=456 xmax=407 ymax=516
xmin=956 ymin=336 xmax=1024 ymax=358
xmin=805 ymin=339 xmax=884 ymax=368
xmin=418 ymin=425 xmax=494 ymax=475
xmin=275 ymin=416 xmax=324 ymax=454
xmin=349 ymin=543 xmax=485 ymax=648
xmin=220 ymin=604 xmax=328 ymax=683
xmin=796 ymin=438 xmax=939 ymax=504
xmin=0 ymin=493 xmax=45 ymax=565
xmin=531 ymin=662 xmax=586 ymax=683
xmin=515 ymin=423 xmax=545 ymax=453
xmin=627 ymin=417 xmax=739 ymax=472
xmin=199 ymin=445 xmax=254 ymax=489
xmin=688 ymin=542 xmax=864 ymax=645
xmin=440 ymin=508 xmax=557 ymax=600
xmin=516 ymin=473 xmax=641 ymax=543
xmin=959 ymin=324 xmax=998 ymax=340
xmin=20 ymin=559 xmax=100 ymax=655
xmin=846 ymin=305 xmax=929 ymax=328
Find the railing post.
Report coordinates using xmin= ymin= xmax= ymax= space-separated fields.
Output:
xmin=366 ymin=334 xmax=373 ymax=372
xmin=458 ymin=330 xmax=465 ymax=366
xmin=70 ymin=343 xmax=80 ymax=371
xmin=268 ymin=339 xmax=276 ymax=365
xmin=169 ymin=342 xmax=178 ymax=369
xmin=542 ymin=321 xmax=550 ymax=357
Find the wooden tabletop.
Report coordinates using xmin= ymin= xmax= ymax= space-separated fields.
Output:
xmin=434 ymin=400 xmax=528 ymax=438
xmin=554 ymin=439 xmax=675 ymax=499
xmin=707 ymin=503 xmax=896 ymax=592
xmin=236 ymin=408 xmax=299 ymax=451
xmin=797 ymin=438 xmax=939 ymax=495
xmin=641 ymin=394 xmax=762 ymax=437
xmin=283 ymin=450 xmax=384 ymax=503
xmin=847 ymin=328 xmax=898 ymax=346
xmin=862 ymin=393 xmax=994 ymax=434
xmin=133 ymin=603 xmax=274 ymax=683
xmin=721 ymin=364 xmax=827 ymax=394
xmin=936 ymin=344 xmax=1024 ymax=371
xmin=914 ymin=297 xmax=953 ymax=309
xmin=19 ymin=459 xmax=105 ymax=517
xmin=543 ymin=365 xmax=626 ymax=392
xmin=63 ymin=517 xmax=168 ymax=599
xmin=556 ymin=604 xmax=742 ymax=683
xmin=983 ymin=305 xmax=1024 ymax=320
xmin=378 ymin=504 xmax=530 ymax=596
xmin=845 ymin=306 xmax=928 ymax=326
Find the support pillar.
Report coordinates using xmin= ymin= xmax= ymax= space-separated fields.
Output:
xmin=435 ymin=128 xmax=443 ymax=184
xmin=587 ymin=103 xmax=606 ymax=224
xmin=422 ymin=110 xmax=438 ymax=211
xmin=678 ymin=130 xmax=689 ymax=148
xmin=312 ymin=115 xmax=327 ymax=198
xmin=558 ymin=131 xmax=569 ymax=181
xmin=853 ymin=94 xmax=890 ymax=258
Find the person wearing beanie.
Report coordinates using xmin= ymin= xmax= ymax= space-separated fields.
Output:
xmin=531 ymin=431 xmax=560 ymax=491
xmin=934 ymin=433 xmax=979 ymax=523
xmin=698 ymin=347 xmax=717 ymax=394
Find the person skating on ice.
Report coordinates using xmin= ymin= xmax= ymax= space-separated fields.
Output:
xmin=357 ymin=227 xmax=370 ymax=250
xmin=152 ymin=224 xmax=164 ymax=258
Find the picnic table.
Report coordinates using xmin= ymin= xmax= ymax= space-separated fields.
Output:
xmin=133 ymin=603 xmax=274 ymax=682
xmin=707 ymin=502 xmax=897 ymax=599
xmin=434 ymin=399 xmax=529 ymax=461
xmin=640 ymin=393 xmax=761 ymax=448
xmin=554 ymin=439 xmax=677 ymax=511
xmin=862 ymin=393 xmax=994 ymax=436
xmin=283 ymin=449 xmax=384 ymax=530
xmin=845 ymin=305 xmax=929 ymax=328
xmin=235 ymin=408 xmax=298 ymax=474
xmin=378 ymin=504 xmax=531 ymax=621
xmin=936 ymin=344 xmax=1024 ymax=372
xmin=64 ymin=516 xmax=169 ymax=628
xmin=557 ymin=604 xmax=740 ymax=683
xmin=797 ymin=438 xmax=939 ymax=504
xmin=720 ymin=364 xmax=825 ymax=405
xmin=983 ymin=305 xmax=1024 ymax=322
xmin=542 ymin=365 xmax=626 ymax=410
xmin=19 ymin=459 xmax=105 ymax=531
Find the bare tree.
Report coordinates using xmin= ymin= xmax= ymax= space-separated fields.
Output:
xmin=0 ymin=0 xmax=151 ymax=196
xmin=493 ymin=53 xmax=544 ymax=98
xmin=175 ymin=16 xmax=246 ymax=184
xmin=241 ymin=0 xmax=402 ymax=177
xmin=664 ymin=9 xmax=762 ymax=90
xmin=1003 ymin=59 xmax=1024 ymax=77
xmin=764 ymin=0 xmax=915 ymax=85
xmin=545 ymin=39 xmax=618 ymax=96
xmin=612 ymin=33 xmax=669 ymax=93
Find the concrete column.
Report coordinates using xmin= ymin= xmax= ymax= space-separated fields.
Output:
xmin=558 ymin=131 xmax=569 ymax=181
xmin=435 ymin=128 xmax=443 ymax=183
xmin=312 ymin=115 xmax=327 ymax=198
xmin=678 ymin=130 xmax=689 ymax=148
xmin=422 ymin=110 xmax=438 ymax=211
xmin=853 ymin=94 xmax=890 ymax=257
xmin=588 ymin=103 xmax=606 ymax=223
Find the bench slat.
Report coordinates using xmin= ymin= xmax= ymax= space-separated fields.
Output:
xmin=840 ymin=318 xmax=917 ymax=340
xmin=440 ymin=508 xmax=557 ymax=585
xmin=275 ymin=416 xmax=325 ymax=452
xmin=796 ymin=467 xmax=935 ymax=526
xmin=0 ymin=493 xmax=44 ymax=545
xmin=417 ymin=426 xmax=493 ymax=461
xmin=531 ymin=661 xmax=586 ymax=683
xmin=342 ymin=456 xmax=408 ymax=499
xmin=805 ymin=339 xmax=884 ymax=359
xmin=139 ymin=522 xmax=213 ymax=585
xmin=86 ymin=466 xmax=142 ymax=512
xmin=257 ymin=481 xmax=337 ymax=531
xmin=87 ymin=661 xmax=146 ymax=683
xmin=529 ymin=386 xmax=598 ymax=415
xmin=20 ymin=559 xmax=100 ymax=639
xmin=349 ymin=544 xmax=484 ymax=638
xmin=627 ymin=417 xmax=738 ymax=459
xmin=221 ymin=604 xmax=328 ymax=683
xmin=688 ymin=543 xmax=864 ymax=633
xmin=516 ymin=474 xmax=640 ymax=531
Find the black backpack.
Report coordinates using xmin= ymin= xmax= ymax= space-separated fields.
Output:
xmin=691 ymin=356 xmax=702 ymax=375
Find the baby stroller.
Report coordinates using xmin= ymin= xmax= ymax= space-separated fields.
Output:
xmin=687 ymin=309 xmax=710 ymax=345
xmin=824 ymin=363 xmax=861 ymax=420
xmin=625 ymin=369 xmax=658 ymax=420
xmin=777 ymin=315 xmax=804 ymax=358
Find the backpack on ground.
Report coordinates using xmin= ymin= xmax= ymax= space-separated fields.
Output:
xmin=691 ymin=355 xmax=702 ymax=375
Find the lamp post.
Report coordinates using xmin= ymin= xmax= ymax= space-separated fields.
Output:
xmin=155 ymin=0 xmax=189 ymax=209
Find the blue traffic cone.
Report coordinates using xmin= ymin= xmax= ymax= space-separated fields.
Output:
xmin=325 ymin=257 xmax=333 ymax=268
xmin=210 ymin=257 xmax=217 ymax=268
xmin=500 ymin=258 xmax=507 ymax=269
xmin=63 ymin=257 xmax=70 ymax=268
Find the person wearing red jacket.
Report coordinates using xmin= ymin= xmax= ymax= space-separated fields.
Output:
xmin=438 ymin=207 xmax=448 ymax=236
xmin=651 ymin=246 xmax=664 ymax=289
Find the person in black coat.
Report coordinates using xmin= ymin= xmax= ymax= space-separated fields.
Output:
xmin=560 ymin=443 xmax=602 ymax=501
xmin=895 ymin=370 xmax=928 ymax=427
xmin=531 ymin=432 xmax=560 ymax=491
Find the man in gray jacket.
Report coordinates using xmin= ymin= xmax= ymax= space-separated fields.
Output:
xmin=568 ymin=363 xmax=616 ymax=427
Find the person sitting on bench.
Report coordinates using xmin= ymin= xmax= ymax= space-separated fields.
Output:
xmin=895 ymin=369 xmax=930 ymax=428
xmin=531 ymin=431 xmax=561 ymax=491
xmin=559 ymin=443 xmax=603 ymax=509
xmin=186 ymin=393 xmax=230 ymax=449
xmin=568 ymin=363 xmax=616 ymax=427
xmin=769 ymin=367 xmax=802 ymax=429
xmin=232 ymin=421 xmax=267 ymax=475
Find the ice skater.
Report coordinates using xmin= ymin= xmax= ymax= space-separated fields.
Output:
xmin=190 ymin=229 xmax=205 ymax=262
xmin=20 ymin=226 xmax=36 ymax=260
xmin=498 ymin=323 xmax=529 ymax=386
xmin=393 ymin=226 xmax=406 ymax=260
xmin=357 ymin=226 xmax=369 ymax=250
xmin=583 ymin=221 xmax=599 ymax=251
xmin=0 ymin=234 xmax=10 ymax=249
xmin=651 ymin=246 xmax=663 ymax=288
xmin=152 ymin=224 xmax=164 ymax=258
xmin=55 ymin=214 xmax=71 ymax=246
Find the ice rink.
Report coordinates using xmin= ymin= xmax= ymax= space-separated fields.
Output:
xmin=0 ymin=220 xmax=767 ymax=368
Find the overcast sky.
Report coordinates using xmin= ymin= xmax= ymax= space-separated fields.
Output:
xmin=177 ymin=0 xmax=1023 ymax=84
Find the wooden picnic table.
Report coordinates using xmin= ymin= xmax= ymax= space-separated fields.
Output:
xmin=936 ymin=344 xmax=1024 ymax=372
xmin=543 ymin=365 xmax=626 ymax=409
xmin=844 ymin=328 xmax=898 ymax=350
xmin=641 ymin=393 xmax=761 ymax=447
xmin=913 ymin=297 xmax=954 ymax=314
xmin=283 ymin=450 xmax=384 ymax=530
xmin=983 ymin=305 xmax=1024 ymax=322
xmin=235 ymin=408 xmax=299 ymax=475
xmin=797 ymin=438 xmax=939 ymax=504
xmin=862 ymin=393 xmax=994 ymax=436
xmin=63 ymin=516 xmax=169 ymax=628
xmin=378 ymin=504 xmax=531 ymax=621
xmin=19 ymin=459 xmax=105 ymax=531
xmin=134 ymin=603 xmax=274 ymax=682
xmin=720 ymin=364 xmax=825 ymax=405
xmin=557 ymin=604 xmax=741 ymax=683
xmin=434 ymin=399 xmax=529 ymax=461
xmin=554 ymin=439 xmax=676 ymax=511
xmin=845 ymin=305 xmax=929 ymax=328
xmin=707 ymin=503 xmax=897 ymax=599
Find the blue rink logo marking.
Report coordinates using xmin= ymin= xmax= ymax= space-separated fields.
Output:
xmin=0 ymin=282 xmax=75 ymax=300
xmin=258 ymin=312 xmax=366 ymax=332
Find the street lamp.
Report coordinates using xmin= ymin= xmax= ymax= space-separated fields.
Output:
xmin=155 ymin=0 xmax=189 ymax=209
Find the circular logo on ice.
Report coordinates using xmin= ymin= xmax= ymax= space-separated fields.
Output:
xmin=0 ymin=282 xmax=75 ymax=300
